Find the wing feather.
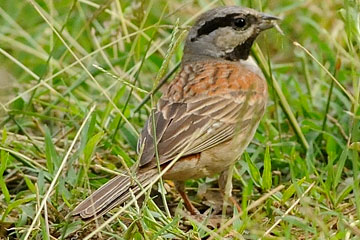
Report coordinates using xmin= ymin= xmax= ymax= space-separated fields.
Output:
xmin=138 ymin=93 xmax=255 ymax=167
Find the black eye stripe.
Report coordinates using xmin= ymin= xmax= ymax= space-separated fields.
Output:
xmin=191 ymin=13 xmax=244 ymax=42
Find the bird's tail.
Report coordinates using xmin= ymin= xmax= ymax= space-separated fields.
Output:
xmin=72 ymin=169 xmax=158 ymax=219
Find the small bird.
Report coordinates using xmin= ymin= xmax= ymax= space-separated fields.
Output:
xmin=72 ymin=6 xmax=279 ymax=219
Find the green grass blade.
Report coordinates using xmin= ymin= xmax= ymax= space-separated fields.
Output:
xmin=244 ymin=152 xmax=261 ymax=187
xmin=262 ymin=145 xmax=272 ymax=190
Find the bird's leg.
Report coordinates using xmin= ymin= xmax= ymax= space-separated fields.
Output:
xmin=219 ymin=166 xmax=242 ymax=214
xmin=174 ymin=180 xmax=200 ymax=215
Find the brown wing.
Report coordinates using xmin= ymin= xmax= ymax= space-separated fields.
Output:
xmin=137 ymin=60 xmax=267 ymax=168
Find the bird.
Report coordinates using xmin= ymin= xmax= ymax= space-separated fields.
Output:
xmin=72 ymin=6 xmax=279 ymax=219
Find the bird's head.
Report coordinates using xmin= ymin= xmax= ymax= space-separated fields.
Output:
xmin=183 ymin=6 xmax=280 ymax=62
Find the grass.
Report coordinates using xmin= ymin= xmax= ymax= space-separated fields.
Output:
xmin=0 ymin=0 xmax=359 ymax=239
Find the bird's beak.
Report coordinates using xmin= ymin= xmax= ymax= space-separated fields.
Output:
xmin=258 ymin=13 xmax=281 ymax=31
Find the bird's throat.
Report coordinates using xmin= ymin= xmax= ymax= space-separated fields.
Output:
xmin=224 ymin=36 xmax=256 ymax=61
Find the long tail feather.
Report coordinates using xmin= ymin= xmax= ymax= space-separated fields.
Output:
xmin=72 ymin=169 xmax=158 ymax=219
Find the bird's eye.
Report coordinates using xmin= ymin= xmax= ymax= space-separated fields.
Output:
xmin=234 ymin=18 xmax=246 ymax=28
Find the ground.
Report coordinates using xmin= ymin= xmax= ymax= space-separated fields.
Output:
xmin=0 ymin=0 xmax=359 ymax=239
